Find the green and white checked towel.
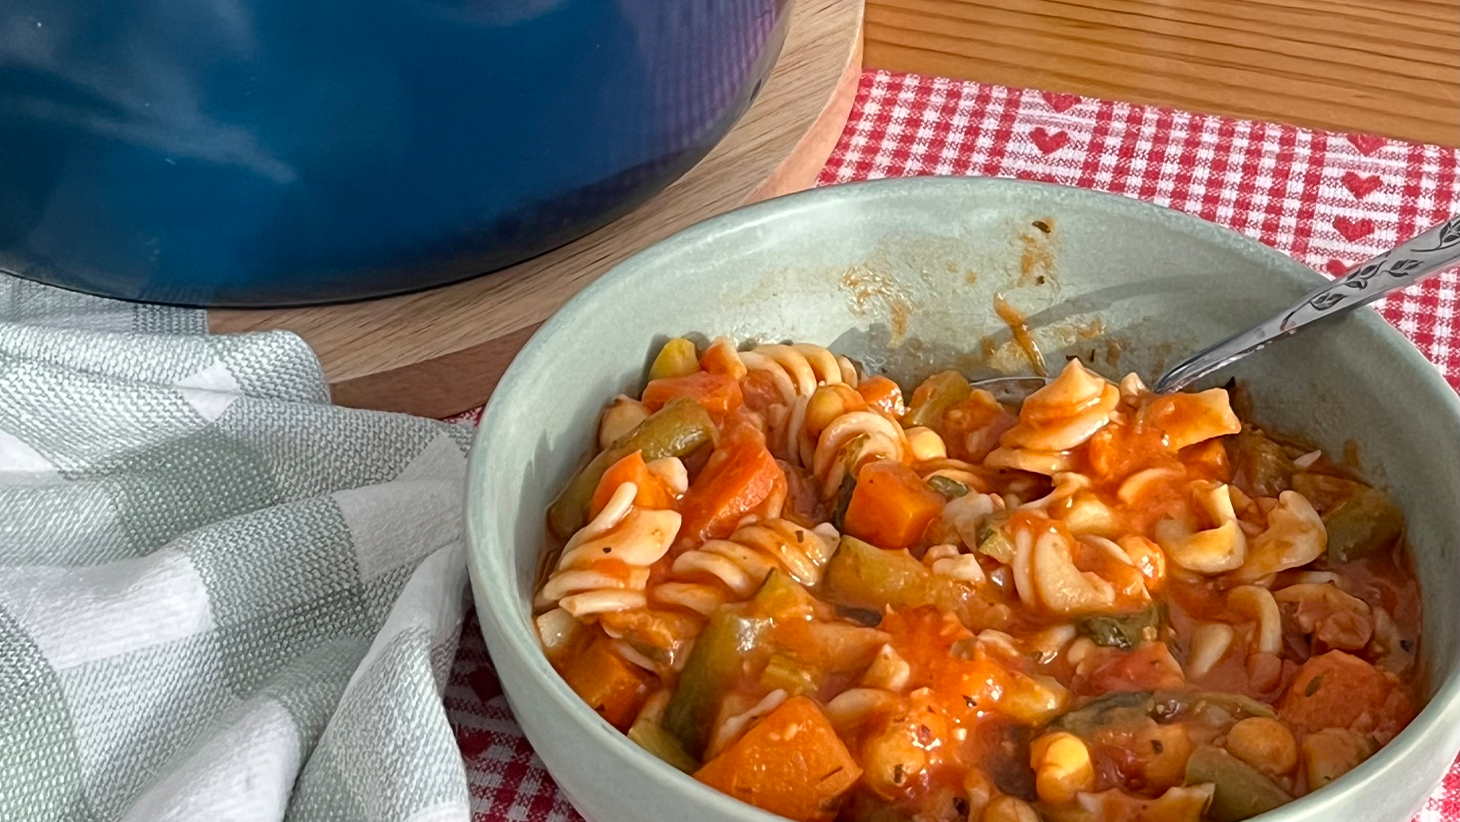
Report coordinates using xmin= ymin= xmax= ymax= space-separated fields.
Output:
xmin=0 ymin=278 xmax=474 ymax=822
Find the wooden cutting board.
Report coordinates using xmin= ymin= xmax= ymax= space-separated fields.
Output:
xmin=210 ymin=0 xmax=864 ymax=418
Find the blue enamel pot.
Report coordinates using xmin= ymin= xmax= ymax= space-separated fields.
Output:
xmin=0 ymin=0 xmax=791 ymax=306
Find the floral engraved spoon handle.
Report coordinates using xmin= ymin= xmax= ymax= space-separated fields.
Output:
xmin=1153 ymin=215 xmax=1460 ymax=394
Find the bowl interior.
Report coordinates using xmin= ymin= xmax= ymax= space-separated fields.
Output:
xmin=468 ymin=176 xmax=1460 ymax=821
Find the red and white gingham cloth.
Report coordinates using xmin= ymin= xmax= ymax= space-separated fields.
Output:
xmin=445 ymin=70 xmax=1460 ymax=821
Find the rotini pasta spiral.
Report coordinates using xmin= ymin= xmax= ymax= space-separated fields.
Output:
xmin=739 ymin=343 xmax=859 ymax=405
xmin=811 ymin=409 xmax=909 ymax=497
xmin=538 ymin=480 xmax=682 ymax=618
xmin=764 ymin=369 xmax=864 ymax=470
xmin=653 ymin=519 xmax=840 ymax=615
xmin=764 ymin=397 xmax=812 ymax=467
xmin=918 ymin=458 xmax=989 ymax=491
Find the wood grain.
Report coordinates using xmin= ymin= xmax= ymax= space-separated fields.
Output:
xmin=210 ymin=0 xmax=864 ymax=418
xmin=864 ymin=0 xmax=1460 ymax=146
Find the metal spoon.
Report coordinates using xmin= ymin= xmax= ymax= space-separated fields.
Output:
xmin=971 ymin=214 xmax=1460 ymax=403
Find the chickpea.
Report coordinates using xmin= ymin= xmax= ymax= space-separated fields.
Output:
xmin=1302 ymin=727 xmax=1375 ymax=790
xmin=999 ymin=672 xmax=1070 ymax=727
xmin=804 ymin=384 xmax=866 ymax=437
xmin=861 ymin=713 xmax=947 ymax=799
xmin=905 ymin=426 xmax=948 ymax=461
xmin=1030 ymin=731 xmax=1095 ymax=805
xmin=1129 ymin=720 xmax=1194 ymax=792
xmin=981 ymin=796 xmax=1040 ymax=822
xmin=1226 ymin=717 xmax=1298 ymax=777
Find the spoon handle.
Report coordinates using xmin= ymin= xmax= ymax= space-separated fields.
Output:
xmin=1153 ymin=215 xmax=1460 ymax=393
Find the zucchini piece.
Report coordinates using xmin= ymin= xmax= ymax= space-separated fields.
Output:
xmin=1049 ymin=691 xmax=1156 ymax=738
xmin=905 ymin=370 xmax=972 ymax=429
xmin=1323 ymin=486 xmax=1404 ymax=563
xmin=928 ymin=475 xmax=970 ymax=500
xmin=628 ymin=719 xmax=699 ymax=773
xmin=662 ymin=609 xmax=769 ymax=758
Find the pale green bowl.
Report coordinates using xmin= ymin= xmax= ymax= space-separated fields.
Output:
xmin=467 ymin=177 xmax=1460 ymax=822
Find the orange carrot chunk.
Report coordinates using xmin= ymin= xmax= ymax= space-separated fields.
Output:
xmin=677 ymin=428 xmax=785 ymax=545
xmin=694 ymin=696 xmax=862 ymax=822
xmin=642 ymin=371 xmax=744 ymax=416
xmin=1279 ymin=650 xmax=1411 ymax=736
xmin=700 ymin=338 xmax=749 ymax=381
xmin=842 ymin=460 xmax=944 ymax=551
xmin=556 ymin=633 xmax=655 ymax=731
xmin=856 ymin=375 xmax=905 ymax=418
xmin=588 ymin=451 xmax=678 ymax=518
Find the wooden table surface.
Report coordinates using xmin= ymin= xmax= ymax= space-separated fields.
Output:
xmin=863 ymin=0 xmax=1460 ymax=146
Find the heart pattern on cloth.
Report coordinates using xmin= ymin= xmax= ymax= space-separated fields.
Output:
xmin=1341 ymin=171 xmax=1383 ymax=200
xmin=1333 ymin=215 xmax=1375 ymax=242
xmin=1031 ymin=127 xmax=1071 ymax=154
xmin=1326 ymin=259 xmax=1352 ymax=277
xmin=1041 ymin=91 xmax=1081 ymax=113
xmin=1347 ymin=133 xmax=1387 ymax=156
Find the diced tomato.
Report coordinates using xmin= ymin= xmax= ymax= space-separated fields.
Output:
xmin=642 ymin=371 xmax=743 ymax=416
xmin=1279 ymin=650 xmax=1413 ymax=739
xmin=856 ymin=376 xmax=905 ymax=418
xmin=676 ymin=427 xmax=785 ymax=546
xmin=700 ymin=338 xmax=749 ymax=381
xmin=740 ymin=369 xmax=786 ymax=415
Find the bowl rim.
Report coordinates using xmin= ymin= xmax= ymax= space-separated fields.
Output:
xmin=467 ymin=175 xmax=1460 ymax=822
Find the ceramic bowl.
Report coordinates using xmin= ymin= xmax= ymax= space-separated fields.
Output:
xmin=466 ymin=176 xmax=1460 ymax=822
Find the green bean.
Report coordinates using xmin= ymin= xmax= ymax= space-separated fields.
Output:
xmin=546 ymin=397 xmax=715 ymax=539
xmin=1185 ymin=745 xmax=1293 ymax=822
xmin=1049 ymin=689 xmax=1274 ymax=740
